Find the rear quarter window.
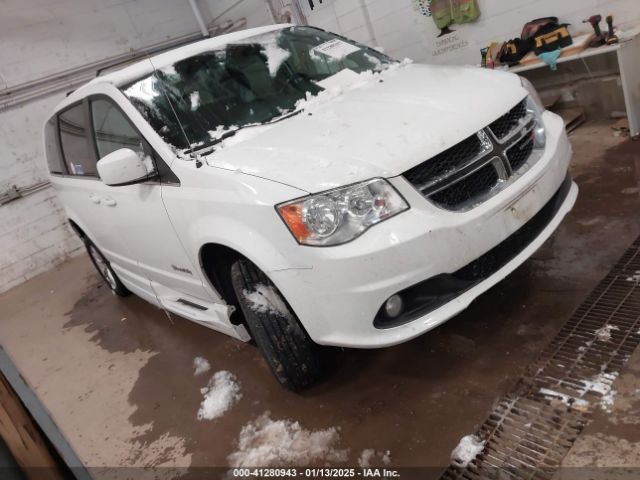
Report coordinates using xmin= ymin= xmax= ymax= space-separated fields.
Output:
xmin=44 ymin=117 xmax=65 ymax=174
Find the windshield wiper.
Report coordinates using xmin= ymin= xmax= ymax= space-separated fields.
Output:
xmin=188 ymin=108 xmax=303 ymax=155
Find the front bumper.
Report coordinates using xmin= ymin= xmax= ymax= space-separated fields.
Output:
xmin=270 ymin=112 xmax=577 ymax=348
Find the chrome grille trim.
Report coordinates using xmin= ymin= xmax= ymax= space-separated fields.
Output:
xmin=491 ymin=112 xmax=536 ymax=145
xmin=416 ymin=130 xmax=494 ymax=196
xmin=403 ymin=97 xmax=543 ymax=212
xmin=427 ymin=156 xmax=500 ymax=196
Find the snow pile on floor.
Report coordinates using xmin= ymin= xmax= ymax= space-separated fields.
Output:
xmin=594 ymin=324 xmax=619 ymax=342
xmin=358 ymin=449 xmax=375 ymax=468
xmin=243 ymin=285 xmax=292 ymax=319
xmin=227 ymin=412 xmax=348 ymax=467
xmin=450 ymin=435 xmax=485 ymax=468
xmin=357 ymin=449 xmax=392 ymax=467
xmin=626 ymin=271 xmax=640 ymax=283
xmin=193 ymin=357 xmax=211 ymax=376
xmin=580 ymin=370 xmax=619 ymax=412
xmin=578 ymin=340 xmax=593 ymax=353
xmin=539 ymin=368 xmax=620 ymax=413
xmin=600 ymin=389 xmax=617 ymax=411
xmin=197 ymin=371 xmax=242 ymax=421
xmin=539 ymin=388 xmax=590 ymax=410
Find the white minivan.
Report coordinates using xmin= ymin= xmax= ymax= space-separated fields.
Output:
xmin=44 ymin=24 xmax=577 ymax=389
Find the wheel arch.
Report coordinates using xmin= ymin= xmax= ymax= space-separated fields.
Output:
xmin=199 ymin=243 xmax=246 ymax=307
xmin=68 ymin=218 xmax=87 ymax=241
xmin=198 ymin=240 xmax=305 ymax=327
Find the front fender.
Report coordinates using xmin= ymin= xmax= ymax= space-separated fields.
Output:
xmin=189 ymin=213 xmax=311 ymax=274
xmin=162 ymin=166 xmax=313 ymax=277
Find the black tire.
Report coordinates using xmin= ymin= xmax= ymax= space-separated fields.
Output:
xmin=85 ymin=240 xmax=130 ymax=297
xmin=230 ymin=259 xmax=323 ymax=390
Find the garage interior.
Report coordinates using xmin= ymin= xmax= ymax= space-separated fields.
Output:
xmin=2 ymin=0 xmax=640 ymax=479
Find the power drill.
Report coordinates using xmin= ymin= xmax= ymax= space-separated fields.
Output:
xmin=583 ymin=15 xmax=606 ymax=47
xmin=606 ymin=15 xmax=619 ymax=45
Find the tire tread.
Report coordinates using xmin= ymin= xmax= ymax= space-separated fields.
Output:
xmin=231 ymin=260 xmax=322 ymax=390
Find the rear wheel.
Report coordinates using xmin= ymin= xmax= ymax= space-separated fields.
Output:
xmin=85 ymin=241 xmax=130 ymax=297
xmin=230 ymin=259 xmax=323 ymax=390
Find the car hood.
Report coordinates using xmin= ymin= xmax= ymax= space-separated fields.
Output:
xmin=203 ymin=63 xmax=526 ymax=194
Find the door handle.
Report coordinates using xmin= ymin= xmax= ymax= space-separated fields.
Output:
xmin=103 ymin=197 xmax=117 ymax=207
xmin=89 ymin=193 xmax=101 ymax=204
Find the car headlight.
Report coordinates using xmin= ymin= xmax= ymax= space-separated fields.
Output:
xmin=521 ymin=77 xmax=546 ymax=149
xmin=277 ymin=179 xmax=409 ymax=246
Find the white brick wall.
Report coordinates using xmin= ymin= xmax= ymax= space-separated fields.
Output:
xmin=2 ymin=0 xmax=637 ymax=293
xmin=0 ymin=91 xmax=80 ymax=294
xmin=0 ymin=0 xmax=272 ymax=293
xmin=305 ymin=0 xmax=640 ymax=65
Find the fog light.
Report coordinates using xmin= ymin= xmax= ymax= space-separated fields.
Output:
xmin=385 ymin=294 xmax=404 ymax=318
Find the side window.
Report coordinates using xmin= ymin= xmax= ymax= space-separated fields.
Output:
xmin=90 ymin=99 xmax=146 ymax=160
xmin=58 ymin=103 xmax=97 ymax=176
xmin=44 ymin=117 xmax=65 ymax=174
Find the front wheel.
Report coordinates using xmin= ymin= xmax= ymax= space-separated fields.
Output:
xmin=230 ymin=259 xmax=323 ymax=390
xmin=85 ymin=240 xmax=130 ymax=297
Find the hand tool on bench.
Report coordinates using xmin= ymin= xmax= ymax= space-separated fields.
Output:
xmin=606 ymin=15 xmax=619 ymax=45
xmin=583 ymin=15 xmax=606 ymax=48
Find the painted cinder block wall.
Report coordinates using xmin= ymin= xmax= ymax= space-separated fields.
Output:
xmin=2 ymin=0 xmax=639 ymax=293
xmin=304 ymin=0 xmax=640 ymax=65
xmin=0 ymin=0 xmax=271 ymax=293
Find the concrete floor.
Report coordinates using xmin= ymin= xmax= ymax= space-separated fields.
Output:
xmin=558 ymin=343 xmax=640 ymax=479
xmin=0 ymin=122 xmax=639 ymax=477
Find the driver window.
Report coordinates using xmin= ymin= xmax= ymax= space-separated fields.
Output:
xmin=90 ymin=99 xmax=146 ymax=160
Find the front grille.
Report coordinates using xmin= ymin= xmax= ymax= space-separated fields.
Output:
xmin=404 ymin=134 xmax=483 ymax=187
xmin=374 ymin=175 xmax=572 ymax=329
xmin=489 ymin=99 xmax=528 ymax=141
xmin=507 ymin=133 xmax=535 ymax=172
xmin=430 ymin=163 xmax=500 ymax=209
xmin=403 ymin=97 xmax=538 ymax=212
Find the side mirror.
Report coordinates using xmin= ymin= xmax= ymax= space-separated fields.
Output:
xmin=97 ymin=148 xmax=154 ymax=187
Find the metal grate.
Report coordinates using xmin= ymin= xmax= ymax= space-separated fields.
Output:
xmin=489 ymin=99 xmax=528 ymax=141
xmin=441 ymin=236 xmax=640 ymax=480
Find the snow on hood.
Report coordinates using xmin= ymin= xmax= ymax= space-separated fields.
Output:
xmin=203 ymin=63 xmax=526 ymax=194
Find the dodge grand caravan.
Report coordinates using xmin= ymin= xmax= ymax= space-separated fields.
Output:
xmin=44 ymin=25 xmax=577 ymax=389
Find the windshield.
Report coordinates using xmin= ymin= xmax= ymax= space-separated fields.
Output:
xmin=122 ymin=26 xmax=394 ymax=153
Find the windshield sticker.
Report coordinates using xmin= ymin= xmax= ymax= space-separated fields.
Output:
xmin=312 ymin=39 xmax=360 ymax=59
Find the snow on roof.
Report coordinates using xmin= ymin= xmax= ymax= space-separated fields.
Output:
xmin=82 ymin=24 xmax=291 ymax=91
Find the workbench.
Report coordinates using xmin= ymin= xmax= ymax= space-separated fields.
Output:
xmin=510 ymin=26 xmax=640 ymax=138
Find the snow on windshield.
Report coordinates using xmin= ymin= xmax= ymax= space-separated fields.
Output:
xmin=200 ymin=57 xmax=414 ymax=163
xmin=122 ymin=26 xmax=398 ymax=159
xmin=263 ymin=41 xmax=291 ymax=77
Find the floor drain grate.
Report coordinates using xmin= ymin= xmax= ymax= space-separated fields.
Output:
xmin=441 ymin=237 xmax=640 ymax=480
